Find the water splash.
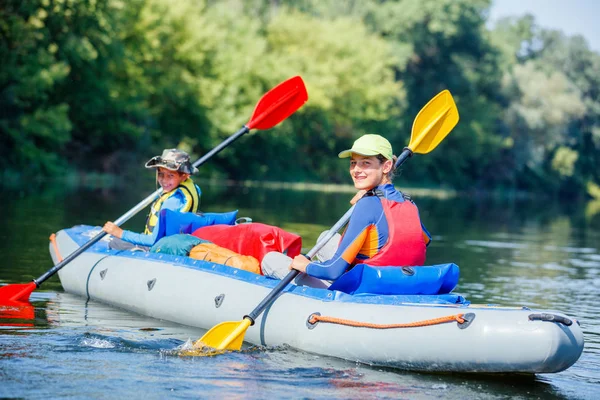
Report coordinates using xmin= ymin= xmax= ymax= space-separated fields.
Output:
xmin=80 ymin=337 xmax=115 ymax=349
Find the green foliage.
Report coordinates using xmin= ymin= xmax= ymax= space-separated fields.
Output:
xmin=1 ymin=0 xmax=598 ymax=198
xmin=187 ymin=3 xmax=404 ymax=182
xmin=492 ymin=15 xmax=600 ymax=195
xmin=502 ymin=61 xmax=585 ymax=170
xmin=0 ymin=0 xmax=73 ymax=175
xmin=351 ymin=0 xmax=507 ymax=189
xmin=256 ymin=10 xmax=403 ymax=182
xmin=552 ymin=146 xmax=579 ymax=178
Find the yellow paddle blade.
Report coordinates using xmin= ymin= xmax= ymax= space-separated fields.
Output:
xmin=194 ymin=318 xmax=252 ymax=351
xmin=409 ymin=90 xmax=459 ymax=154
xmin=178 ymin=344 xmax=226 ymax=357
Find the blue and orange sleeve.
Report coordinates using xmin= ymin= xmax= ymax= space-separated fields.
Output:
xmin=422 ymin=223 xmax=432 ymax=246
xmin=305 ymin=198 xmax=382 ymax=280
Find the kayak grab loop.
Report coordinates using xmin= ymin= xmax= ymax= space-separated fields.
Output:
xmin=306 ymin=312 xmax=468 ymax=329
xmin=528 ymin=313 xmax=573 ymax=326
xmin=49 ymin=233 xmax=64 ymax=262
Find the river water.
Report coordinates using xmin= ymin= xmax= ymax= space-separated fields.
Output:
xmin=1 ymin=182 xmax=599 ymax=399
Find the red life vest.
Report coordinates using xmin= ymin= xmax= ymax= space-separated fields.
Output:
xmin=359 ymin=197 xmax=426 ymax=267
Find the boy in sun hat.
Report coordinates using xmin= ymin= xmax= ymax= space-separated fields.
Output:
xmin=103 ymin=148 xmax=202 ymax=250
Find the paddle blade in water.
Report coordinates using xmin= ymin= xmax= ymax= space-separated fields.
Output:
xmin=0 ymin=299 xmax=35 ymax=319
xmin=409 ymin=90 xmax=459 ymax=154
xmin=178 ymin=342 xmax=226 ymax=357
xmin=246 ymin=76 xmax=308 ymax=130
xmin=193 ymin=318 xmax=252 ymax=351
xmin=0 ymin=282 xmax=37 ymax=303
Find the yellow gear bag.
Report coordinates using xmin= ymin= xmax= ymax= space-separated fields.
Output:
xmin=189 ymin=243 xmax=261 ymax=275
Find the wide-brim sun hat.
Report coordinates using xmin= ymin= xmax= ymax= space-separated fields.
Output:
xmin=338 ymin=134 xmax=394 ymax=160
xmin=144 ymin=148 xmax=198 ymax=174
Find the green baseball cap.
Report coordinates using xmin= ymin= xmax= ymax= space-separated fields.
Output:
xmin=338 ymin=134 xmax=394 ymax=160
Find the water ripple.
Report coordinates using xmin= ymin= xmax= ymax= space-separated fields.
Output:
xmin=464 ymin=240 xmax=529 ymax=249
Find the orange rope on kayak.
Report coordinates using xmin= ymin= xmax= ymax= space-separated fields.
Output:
xmin=308 ymin=313 xmax=465 ymax=329
xmin=49 ymin=233 xmax=64 ymax=262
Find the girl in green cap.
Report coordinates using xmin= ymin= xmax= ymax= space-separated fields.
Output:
xmin=263 ymin=134 xmax=431 ymax=288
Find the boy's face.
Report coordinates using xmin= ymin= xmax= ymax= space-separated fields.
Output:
xmin=156 ymin=167 xmax=189 ymax=192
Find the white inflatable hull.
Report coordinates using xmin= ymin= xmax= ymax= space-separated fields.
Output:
xmin=51 ymin=226 xmax=584 ymax=373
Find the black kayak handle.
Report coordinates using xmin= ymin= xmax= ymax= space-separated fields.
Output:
xmin=528 ymin=313 xmax=573 ymax=326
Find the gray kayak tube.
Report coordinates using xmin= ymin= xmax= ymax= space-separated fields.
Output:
xmin=50 ymin=225 xmax=584 ymax=374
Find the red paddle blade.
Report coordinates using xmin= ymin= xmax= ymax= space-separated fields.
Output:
xmin=246 ymin=76 xmax=308 ymax=130
xmin=0 ymin=282 xmax=37 ymax=302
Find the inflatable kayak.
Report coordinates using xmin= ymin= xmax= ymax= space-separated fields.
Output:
xmin=49 ymin=225 xmax=584 ymax=374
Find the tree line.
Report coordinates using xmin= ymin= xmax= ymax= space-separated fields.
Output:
xmin=1 ymin=0 xmax=599 ymax=198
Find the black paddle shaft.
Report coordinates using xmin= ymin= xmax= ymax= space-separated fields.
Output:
xmin=36 ymin=232 xmax=107 ymax=286
xmin=245 ymin=270 xmax=299 ymax=324
xmin=191 ymin=126 xmax=250 ymax=170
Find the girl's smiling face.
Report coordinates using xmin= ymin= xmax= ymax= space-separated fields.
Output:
xmin=156 ymin=167 xmax=189 ymax=192
xmin=349 ymin=154 xmax=392 ymax=190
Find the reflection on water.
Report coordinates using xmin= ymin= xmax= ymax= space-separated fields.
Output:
xmin=1 ymin=182 xmax=599 ymax=399
xmin=0 ymin=301 xmax=35 ymax=327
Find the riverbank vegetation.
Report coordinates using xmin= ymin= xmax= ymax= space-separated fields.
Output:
xmin=1 ymin=0 xmax=599 ymax=199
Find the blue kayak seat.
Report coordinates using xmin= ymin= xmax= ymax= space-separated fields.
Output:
xmin=328 ymin=263 xmax=460 ymax=295
xmin=156 ymin=209 xmax=239 ymax=239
